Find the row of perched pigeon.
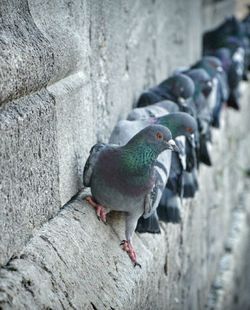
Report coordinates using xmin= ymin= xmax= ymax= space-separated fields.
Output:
xmin=82 ymin=15 xmax=249 ymax=267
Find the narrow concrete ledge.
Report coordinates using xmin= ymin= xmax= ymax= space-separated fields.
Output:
xmin=0 ymin=194 xmax=170 ymax=309
xmin=207 ymin=188 xmax=250 ymax=309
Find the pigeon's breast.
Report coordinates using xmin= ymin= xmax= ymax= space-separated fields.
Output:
xmin=90 ymin=149 xmax=152 ymax=212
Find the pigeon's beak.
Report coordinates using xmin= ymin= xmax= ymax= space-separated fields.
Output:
xmin=217 ymin=66 xmax=223 ymax=73
xmin=207 ymin=81 xmax=213 ymax=88
xmin=177 ymin=97 xmax=186 ymax=105
xmin=166 ymin=139 xmax=179 ymax=152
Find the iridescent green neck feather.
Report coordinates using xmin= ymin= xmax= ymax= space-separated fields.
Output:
xmin=121 ymin=139 xmax=159 ymax=175
xmin=156 ymin=115 xmax=180 ymax=138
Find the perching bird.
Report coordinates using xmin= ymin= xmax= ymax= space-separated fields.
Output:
xmin=128 ymin=99 xmax=198 ymax=225
xmin=184 ymin=68 xmax=213 ymax=166
xmin=205 ymin=50 xmax=230 ymax=127
xmin=202 ymin=17 xmax=246 ymax=110
xmin=126 ymin=108 xmax=197 ymax=229
xmin=127 ymin=100 xmax=179 ymax=121
xmin=83 ymin=125 xmax=177 ymax=267
xmin=192 ymin=55 xmax=228 ymax=128
xmin=136 ymin=74 xmax=195 ymax=108
xmin=227 ymin=47 xmax=245 ymax=110
xmin=109 ymin=112 xmax=197 ymax=233
xmin=202 ymin=16 xmax=245 ymax=54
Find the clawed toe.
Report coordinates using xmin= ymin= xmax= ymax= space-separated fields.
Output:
xmin=85 ymin=196 xmax=107 ymax=224
xmin=120 ymin=240 xmax=141 ymax=268
xmin=134 ymin=262 xmax=142 ymax=268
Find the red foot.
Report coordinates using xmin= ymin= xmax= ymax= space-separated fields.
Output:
xmin=85 ymin=196 xmax=107 ymax=223
xmin=120 ymin=240 xmax=141 ymax=268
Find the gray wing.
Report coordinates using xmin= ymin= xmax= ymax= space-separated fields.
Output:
xmin=109 ymin=119 xmax=147 ymax=145
xmin=127 ymin=105 xmax=167 ymax=120
xmin=143 ymin=168 xmax=165 ymax=219
xmin=83 ymin=143 xmax=106 ymax=187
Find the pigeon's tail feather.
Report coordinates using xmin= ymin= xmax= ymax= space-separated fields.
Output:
xmin=183 ymin=171 xmax=199 ymax=198
xmin=157 ymin=188 xmax=182 ymax=224
xmin=227 ymin=93 xmax=240 ymax=110
xmin=211 ymin=115 xmax=220 ymax=128
xmin=199 ymin=135 xmax=212 ymax=166
xmin=136 ymin=212 xmax=161 ymax=234
xmin=183 ymin=182 xmax=196 ymax=198
xmin=67 ymin=187 xmax=91 ymax=205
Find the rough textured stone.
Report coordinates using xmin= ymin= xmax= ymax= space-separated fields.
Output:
xmin=206 ymin=84 xmax=250 ymax=310
xmin=0 ymin=0 xmax=207 ymax=266
xmin=202 ymin=0 xmax=236 ymax=32
xmin=0 ymin=83 xmax=249 ymax=309
xmin=0 ymin=90 xmax=60 ymax=266
xmin=1 ymin=0 xmax=250 ymax=309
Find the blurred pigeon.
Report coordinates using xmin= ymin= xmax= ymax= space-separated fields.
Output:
xmin=206 ymin=50 xmax=230 ymax=127
xmin=202 ymin=17 xmax=247 ymax=110
xmin=211 ymin=46 xmax=244 ymax=111
xmin=127 ymin=100 xmax=179 ymax=121
xmin=83 ymin=125 xmax=177 ymax=267
xmin=137 ymin=74 xmax=195 ymax=108
xmin=227 ymin=47 xmax=245 ymax=110
xmin=157 ymin=187 xmax=182 ymax=223
xmin=203 ymin=16 xmax=245 ymax=53
xmin=184 ymin=68 xmax=213 ymax=166
xmin=192 ymin=55 xmax=229 ymax=128
xmin=183 ymin=169 xmax=199 ymax=198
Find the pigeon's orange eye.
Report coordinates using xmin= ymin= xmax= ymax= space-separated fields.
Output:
xmin=156 ymin=132 xmax=163 ymax=140
xmin=186 ymin=127 xmax=193 ymax=133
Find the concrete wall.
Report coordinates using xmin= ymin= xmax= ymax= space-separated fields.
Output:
xmin=1 ymin=0 xmax=250 ymax=309
xmin=0 ymin=86 xmax=249 ymax=309
xmin=0 ymin=0 xmax=204 ymax=267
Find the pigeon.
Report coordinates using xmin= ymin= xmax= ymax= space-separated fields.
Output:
xmin=131 ymin=98 xmax=199 ymax=222
xmin=127 ymin=100 xmax=179 ymax=121
xmin=206 ymin=50 xmax=230 ymax=127
xmin=191 ymin=56 xmax=228 ymax=128
xmin=110 ymin=113 xmax=197 ymax=147
xmin=227 ymin=47 xmax=245 ymax=110
xmin=203 ymin=16 xmax=245 ymax=53
xmin=202 ymin=17 xmax=247 ymax=110
xmin=155 ymin=137 xmax=185 ymax=224
xmin=136 ymin=74 xmax=195 ymax=108
xmin=109 ymin=112 xmax=197 ymax=232
xmin=208 ymin=47 xmax=244 ymax=111
xmin=182 ymin=169 xmax=199 ymax=198
xmin=184 ymin=68 xmax=213 ymax=166
xmin=156 ymin=187 xmax=182 ymax=223
xmin=83 ymin=125 xmax=178 ymax=267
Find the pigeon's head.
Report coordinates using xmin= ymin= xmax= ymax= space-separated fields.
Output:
xmin=132 ymin=125 xmax=179 ymax=153
xmin=137 ymin=91 xmax=161 ymax=108
xmin=213 ymin=48 xmax=231 ymax=71
xmin=224 ymin=16 xmax=243 ymax=37
xmin=193 ymin=56 xmax=223 ymax=78
xmin=157 ymin=112 xmax=197 ymax=138
xmin=159 ymin=74 xmax=195 ymax=105
xmin=185 ymin=68 xmax=213 ymax=98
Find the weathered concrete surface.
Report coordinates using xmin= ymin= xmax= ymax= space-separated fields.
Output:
xmin=0 ymin=0 xmax=207 ymax=266
xmin=2 ymin=0 xmax=249 ymax=309
xmin=206 ymin=84 xmax=250 ymax=310
xmin=202 ymin=0 xmax=236 ymax=32
xmin=0 ymin=83 xmax=249 ymax=309
xmin=0 ymin=90 xmax=60 ymax=266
